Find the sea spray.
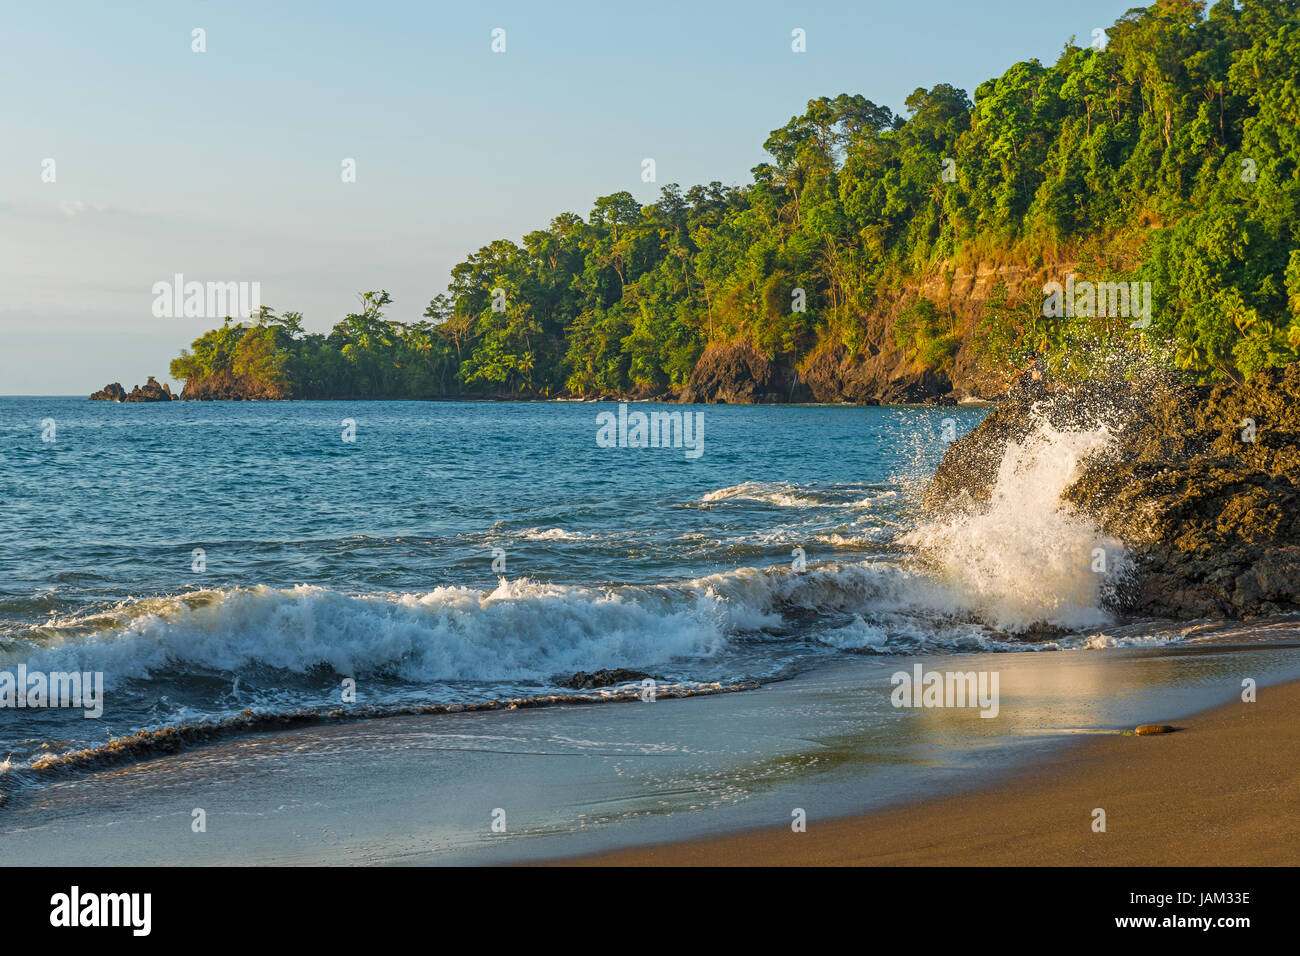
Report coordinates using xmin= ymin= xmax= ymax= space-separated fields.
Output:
xmin=902 ymin=417 xmax=1130 ymax=632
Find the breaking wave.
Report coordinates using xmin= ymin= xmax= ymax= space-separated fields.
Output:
xmin=901 ymin=417 xmax=1131 ymax=632
xmin=5 ymin=414 xmax=1145 ymax=700
xmin=0 ymin=401 xmax=1207 ymax=792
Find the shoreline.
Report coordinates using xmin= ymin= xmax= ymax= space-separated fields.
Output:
xmin=76 ymin=393 xmax=996 ymax=407
xmin=2 ymin=644 xmax=1296 ymax=865
xmin=564 ymin=677 xmax=1300 ymax=866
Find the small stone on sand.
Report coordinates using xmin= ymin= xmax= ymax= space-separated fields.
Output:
xmin=1134 ymin=724 xmax=1176 ymax=735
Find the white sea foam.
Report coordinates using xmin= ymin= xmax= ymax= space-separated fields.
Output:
xmin=901 ymin=417 xmax=1129 ymax=633
xmin=847 ymin=490 xmax=900 ymax=509
xmin=516 ymin=527 xmax=593 ymax=542
xmin=5 ymin=556 xmax=1045 ymax=689
xmin=2 ymin=414 xmax=1153 ymax=692
xmin=700 ymin=481 xmax=899 ymax=513
xmin=6 ymin=579 xmax=741 ymax=685
xmin=699 ymin=481 xmax=827 ymax=508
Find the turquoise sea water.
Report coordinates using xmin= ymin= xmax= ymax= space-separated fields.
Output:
xmin=0 ymin=397 xmax=1290 ymax=787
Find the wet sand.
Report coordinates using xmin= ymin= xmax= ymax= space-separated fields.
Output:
xmin=3 ymin=646 xmax=1296 ymax=865
xmin=569 ymin=679 xmax=1300 ymax=865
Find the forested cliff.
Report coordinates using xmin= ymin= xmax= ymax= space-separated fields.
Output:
xmin=168 ymin=0 xmax=1300 ymax=402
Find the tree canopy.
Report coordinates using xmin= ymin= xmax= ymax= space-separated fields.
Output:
xmin=172 ymin=1 xmax=1300 ymax=399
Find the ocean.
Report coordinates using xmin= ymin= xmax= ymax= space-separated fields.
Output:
xmin=2 ymin=397 xmax=1295 ymax=804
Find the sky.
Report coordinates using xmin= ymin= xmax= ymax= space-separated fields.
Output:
xmin=1 ymin=0 xmax=1140 ymax=394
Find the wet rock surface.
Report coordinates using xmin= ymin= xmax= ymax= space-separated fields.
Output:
xmin=560 ymin=669 xmax=660 ymax=689
xmin=1134 ymin=724 xmax=1177 ymax=735
xmin=924 ymin=366 xmax=1300 ymax=620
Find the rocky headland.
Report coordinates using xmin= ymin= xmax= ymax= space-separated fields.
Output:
xmin=177 ymin=372 xmax=289 ymax=401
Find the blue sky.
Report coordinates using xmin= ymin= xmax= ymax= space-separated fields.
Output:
xmin=1 ymin=0 xmax=1139 ymax=394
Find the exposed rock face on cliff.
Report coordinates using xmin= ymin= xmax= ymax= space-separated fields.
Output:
xmin=800 ymin=341 xmax=949 ymax=404
xmin=790 ymin=259 xmax=1073 ymax=403
xmin=679 ymin=341 xmax=810 ymax=404
xmin=924 ymin=367 xmax=1300 ymax=620
xmin=178 ymin=373 xmax=289 ymax=401
xmin=675 ymin=260 xmax=1062 ymax=405
xmin=89 ymin=378 xmax=173 ymax=402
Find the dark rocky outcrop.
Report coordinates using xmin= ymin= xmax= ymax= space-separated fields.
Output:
xmin=626 ymin=382 xmax=678 ymax=402
xmin=678 ymin=334 xmax=969 ymax=405
xmin=923 ymin=367 xmax=1300 ymax=620
xmin=89 ymin=378 xmax=173 ymax=402
xmin=560 ymin=669 xmax=660 ymax=689
xmin=679 ymin=341 xmax=810 ymax=404
xmin=128 ymin=377 xmax=174 ymax=402
xmin=922 ymin=377 xmax=1131 ymax=510
xmin=89 ymin=382 xmax=128 ymax=402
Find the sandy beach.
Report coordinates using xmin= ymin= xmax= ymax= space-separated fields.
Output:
xmin=2 ymin=643 xmax=1296 ymax=865
xmin=569 ymin=678 xmax=1300 ymax=866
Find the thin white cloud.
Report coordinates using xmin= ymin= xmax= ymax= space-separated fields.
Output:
xmin=57 ymin=199 xmax=110 ymax=217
